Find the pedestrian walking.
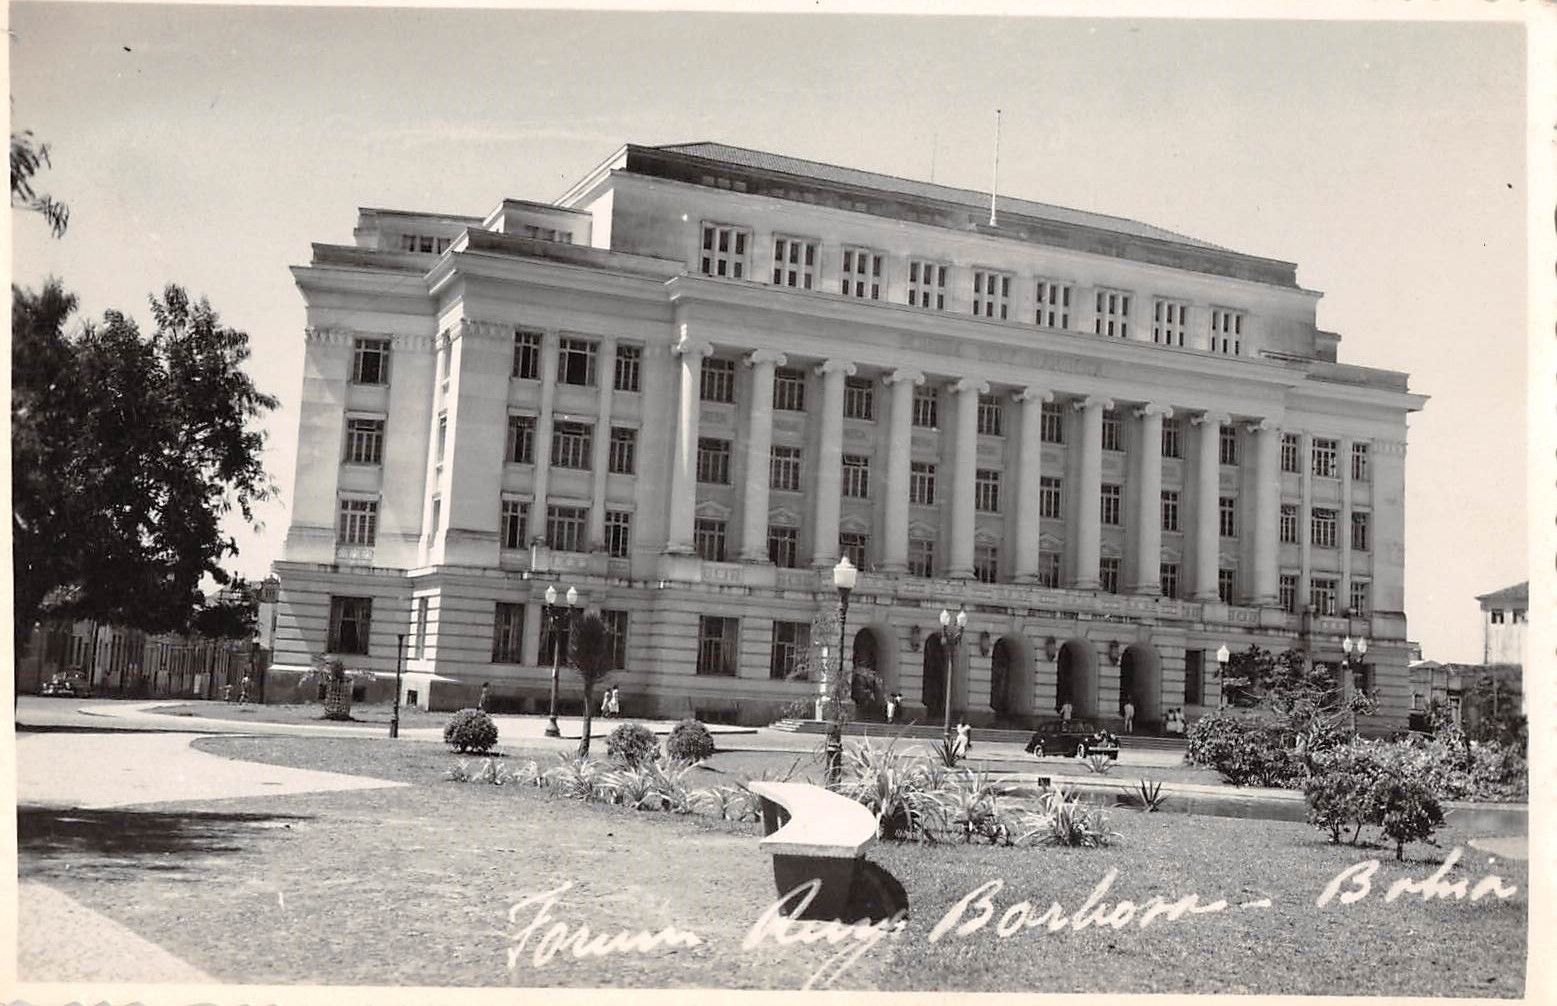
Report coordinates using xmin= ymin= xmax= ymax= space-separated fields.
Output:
xmin=1123 ymin=698 xmax=1135 ymax=733
xmin=478 ymin=682 xmax=491 ymax=712
xmin=885 ymin=693 xmax=898 ymax=725
xmin=1060 ymin=700 xmax=1073 ymax=725
xmin=953 ymin=721 xmax=971 ymax=758
xmin=239 ymin=674 xmax=252 ymax=705
xmin=222 ymin=683 xmax=233 ymax=703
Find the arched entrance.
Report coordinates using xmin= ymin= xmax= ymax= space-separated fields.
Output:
xmin=922 ymin=634 xmax=946 ymax=718
xmin=1056 ymin=639 xmax=1097 ymax=717
xmin=1119 ymin=643 xmax=1163 ymax=725
xmin=988 ymin=636 xmax=1034 ymax=721
xmin=851 ymin=627 xmax=881 ymax=708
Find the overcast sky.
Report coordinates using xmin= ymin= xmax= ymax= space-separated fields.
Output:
xmin=9 ymin=4 xmax=1532 ymax=663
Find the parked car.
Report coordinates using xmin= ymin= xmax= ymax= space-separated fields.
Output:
xmin=1024 ymin=719 xmax=1120 ymax=759
xmin=41 ymin=674 xmax=92 ymax=698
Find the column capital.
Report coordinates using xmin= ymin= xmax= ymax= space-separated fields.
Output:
xmin=816 ymin=358 xmax=857 ymax=378
xmin=1244 ymin=417 xmax=1280 ymax=433
xmin=1134 ymin=403 xmax=1174 ymax=420
xmin=1072 ymin=395 xmax=1114 ymax=412
xmin=1191 ymin=410 xmax=1231 ymax=427
xmin=952 ymin=376 xmax=990 ymax=395
xmin=673 ymin=330 xmax=713 ymax=358
xmin=885 ymin=368 xmax=925 ymax=387
xmin=1013 ymin=386 xmax=1053 ymax=404
xmin=745 ymin=349 xmax=787 ymax=368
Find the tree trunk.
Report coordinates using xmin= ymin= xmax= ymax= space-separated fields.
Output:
xmin=577 ymin=686 xmax=595 ymax=757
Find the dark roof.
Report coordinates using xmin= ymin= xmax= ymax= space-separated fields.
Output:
xmin=654 ymin=141 xmax=1236 ymax=255
xmin=1474 ymin=581 xmax=1528 ymax=608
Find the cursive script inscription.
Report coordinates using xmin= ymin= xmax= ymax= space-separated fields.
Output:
xmin=1316 ymin=847 xmax=1518 ymax=908
xmin=507 ymin=881 xmax=703 ymax=969
xmin=930 ymin=871 xmax=1238 ymax=943
xmin=742 ymin=879 xmax=908 ymax=990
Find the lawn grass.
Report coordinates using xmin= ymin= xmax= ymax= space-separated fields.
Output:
xmin=17 ymin=733 xmax=1527 ymax=995
xmin=150 ymin=702 xmax=447 ymax=728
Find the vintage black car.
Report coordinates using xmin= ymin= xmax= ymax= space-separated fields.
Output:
xmin=1023 ymin=719 xmax=1120 ymax=759
xmin=41 ymin=674 xmax=92 ymax=698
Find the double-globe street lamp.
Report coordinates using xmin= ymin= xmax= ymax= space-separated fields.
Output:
xmin=823 ymin=556 xmax=859 ymax=785
xmin=543 ymin=585 xmax=578 ymax=738
xmin=1215 ymin=643 xmax=1231 ymax=708
xmin=939 ymin=604 xmax=969 ymax=749
xmin=1343 ymin=635 xmax=1369 ymax=733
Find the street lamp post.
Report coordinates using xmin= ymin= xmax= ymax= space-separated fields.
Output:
xmin=825 ymin=557 xmax=858 ymax=786
xmin=939 ymin=605 xmax=968 ymax=749
xmin=391 ymin=633 xmax=405 ymax=739
xmin=1215 ymin=643 xmax=1231 ymax=708
xmin=1343 ymin=635 xmax=1369 ymax=734
xmin=544 ymin=585 xmax=578 ymax=738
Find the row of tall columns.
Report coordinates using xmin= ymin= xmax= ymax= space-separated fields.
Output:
xmin=1131 ymin=404 xmax=1171 ymax=594
xmin=1010 ymin=387 xmax=1052 ymax=581
xmin=880 ymin=369 xmax=924 ymax=572
xmin=811 ymin=360 xmax=857 ymax=567
xmin=1191 ymin=411 xmax=1229 ymax=600
xmin=738 ymin=350 xmax=785 ymax=561
xmin=1249 ymin=419 xmax=1281 ymax=606
xmin=665 ymin=330 xmax=711 ymax=554
xmin=1071 ymin=396 xmax=1111 ymax=590
xmin=947 ymin=377 xmax=988 ymax=579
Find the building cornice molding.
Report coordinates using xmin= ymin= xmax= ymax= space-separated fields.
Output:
xmin=305 ymin=326 xmax=436 ymax=352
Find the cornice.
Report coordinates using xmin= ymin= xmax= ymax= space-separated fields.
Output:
xmin=304 ymin=326 xmax=435 ymax=352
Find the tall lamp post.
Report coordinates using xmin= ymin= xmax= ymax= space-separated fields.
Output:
xmin=543 ymin=585 xmax=578 ymax=738
xmin=825 ymin=557 xmax=858 ymax=785
xmin=939 ymin=605 xmax=968 ymax=749
xmin=1215 ymin=644 xmax=1231 ymax=708
xmin=391 ymin=633 xmax=405 ymax=739
xmin=1343 ymin=635 xmax=1368 ymax=734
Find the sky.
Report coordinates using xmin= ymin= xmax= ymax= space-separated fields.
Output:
xmin=9 ymin=3 xmax=1533 ymax=664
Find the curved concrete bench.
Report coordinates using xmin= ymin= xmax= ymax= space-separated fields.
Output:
xmin=746 ymin=781 xmax=886 ymax=921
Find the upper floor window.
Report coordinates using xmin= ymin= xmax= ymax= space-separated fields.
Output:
xmin=1310 ymin=577 xmax=1338 ymax=617
xmin=844 ymin=376 xmax=874 ymax=420
xmin=839 ymin=532 xmax=870 ymax=570
xmin=1281 ymin=433 xmax=1301 ymax=473
xmin=693 ymin=518 xmax=727 ymax=563
xmin=770 ymin=445 xmax=803 ymax=492
xmin=513 ymin=330 xmax=541 ymax=380
xmin=1279 ymin=574 xmax=1299 ymax=614
xmin=772 ymin=367 xmax=807 ymax=411
xmin=1153 ymin=299 xmax=1188 ymax=346
xmin=1219 ymin=496 xmax=1238 ymax=538
xmin=767 ymin=525 xmax=799 ymax=569
xmin=1218 ymin=569 xmax=1237 ymax=605
xmin=973 ymin=270 xmax=1011 ymax=319
xmin=1039 ymin=476 xmax=1063 ymax=519
xmin=1161 ymin=490 xmax=1180 ymax=532
xmin=337 ymin=498 xmax=378 ymax=546
xmin=551 ymin=421 xmax=593 ymax=470
xmin=908 ymin=260 xmax=947 ymax=310
xmin=1161 ymin=418 xmax=1183 ymax=459
xmin=1036 ymin=280 xmax=1072 ymax=329
xmin=841 ymin=454 xmax=870 ymax=499
xmin=1513 ymin=609 xmax=1528 ymax=624
xmin=614 ymin=344 xmax=641 ymax=392
xmin=608 ymin=427 xmax=637 ymax=474
xmin=406 ymin=233 xmax=448 ymax=254
xmin=977 ymin=394 xmax=1004 ymax=436
xmin=1038 ymin=550 xmax=1061 ymax=588
xmin=1280 ymin=503 xmax=1299 ymax=544
xmin=1160 ymin=563 xmax=1180 ymax=599
xmin=697 ymin=437 xmax=732 ymax=484
xmin=909 ymin=461 xmax=937 ymax=506
xmin=1099 ymin=557 xmax=1121 ymax=594
xmin=701 ymin=357 xmax=736 ymax=404
xmin=1350 ymin=580 xmax=1370 ymax=617
xmin=1041 ymin=401 xmax=1064 ymax=444
xmin=975 ymin=469 xmax=1001 ymax=513
xmin=506 ymin=414 xmax=536 ymax=465
xmin=604 ymin=510 xmax=632 ymax=559
xmin=772 ymin=236 xmax=817 ymax=289
xmin=435 ymin=413 xmax=448 ymax=466
xmin=352 ymin=337 xmax=390 ymax=385
xmin=700 ymin=223 xmax=748 ymax=279
xmin=1351 ymin=511 xmax=1371 ymax=552
xmin=1312 ymin=438 xmax=1338 ymax=479
xmin=912 ymin=385 xmax=938 ymax=428
xmin=1311 ymin=507 xmax=1338 ymax=549
xmin=840 ymin=247 xmax=882 ymax=299
xmin=545 ymin=504 xmax=588 ymax=552
xmin=520 ymin=224 xmax=572 ymax=243
xmin=1100 ymin=483 xmax=1122 ymax=525
xmin=908 ymin=538 xmax=935 ymax=578
xmin=1101 ymin=409 xmax=1122 ymax=452
xmin=973 ymin=544 xmax=999 ymax=584
xmin=500 ymin=499 xmax=528 ymax=550
xmin=1210 ymin=309 xmax=1244 ymax=355
xmin=344 ymin=417 xmax=385 ymax=465
xmin=1219 ymin=425 xmax=1240 ymax=466
xmin=557 ymin=336 xmax=598 ymax=387
xmin=1095 ymin=291 xmax=1130 ymax=338
xmin=1489 ymin=609 xmax=1505 ymax=625
xmin=1351 ymin=442 xmax=1371 ymax=482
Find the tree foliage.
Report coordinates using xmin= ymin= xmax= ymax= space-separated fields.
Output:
xmin=569 ymin=611 xmax=614 ymax=757
xmin=11 ymin=130 xmax=69 ymax=237
xmin=12 ymin=280 xmax=277 ymax=644
xmin=191 ymin=579 xmax=260 ymax=640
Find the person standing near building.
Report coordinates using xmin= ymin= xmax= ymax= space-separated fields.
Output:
xmin=239 ymin=673 xmax=251 ymax=705
xmin=1060 ymin=700 xmax=1073 ymax=726
xmin=478 ymin=682 xmax=491 ymax=713
xmin=1123 ymin=697 xmax=1135 ymax=733
xmin=953 ymin=721 xmax=971 ymax=759
xmin=885 ymin=693 xmax=898 ymax=725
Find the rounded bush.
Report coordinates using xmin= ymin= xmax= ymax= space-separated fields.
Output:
xmin=666 ymin=718 xmax=716 ymax=763
xmin=606 ymin=722 xmax=660 ymax=767
xmin=444 ymin=708 xmax=498 ymax=754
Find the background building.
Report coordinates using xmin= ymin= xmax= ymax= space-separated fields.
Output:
xmin=1476 ymin=580 xmax=1528 ymax=666
xmin=272 ymin=141 xmax=1426 ymax=728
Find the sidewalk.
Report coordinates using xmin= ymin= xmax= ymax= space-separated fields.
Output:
xmin=18 ymin=882 xmax=213 ymax=983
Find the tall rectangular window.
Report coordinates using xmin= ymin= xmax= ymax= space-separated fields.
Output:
xmin=1184 ymin=649 xmax=1203 ymax=705
xmin=1281 ymin=433 xmax=1301 ymax=473
xmin=1161 ymin=490 xmax=1180 ymax=532
xmin=767 ymin=526 xmax=798 ymax=568
xmin=974 ymin=544 xmax=999 ymax=584
xmin=435 ymin=414 xmax=448 ymax=466
xmin=1219 ymin=425 xmax=1239 ymax=465
xmin=327 ymin=596 xmax=372 ymax=655
xmin=608 ymin=427 xmax=637 ymax=474
xmin=844 ymin=376 xmax=874 ymax=420
xmin=512 ymin=330 xmax=541 ymax=380
xmin=1218 ymin=569 xmax=1237 ymax=605
xmin=1160 ymin=563 xmax=1180 ymax=599
xmin=701 ymin=358 xmax=736 ymax=403
xmin=1312 ymin=507 xmax=1338 ymax=548
xmin=500 ymin=499 xmax=529 ymax=549
xmin=351 ymin=338 xmax=390 ymax=385
xmin=556 ymin=336 xmax=598 ymax=387
xmin=839 ymin=532 xmax=869 ymax=570
xmin=492 ymin=603 xmax=525 ymax=663
xmin=694 ymin=518 xmax=727 ymax=562
xmin=337 ymin=498 xmax=378 ymax=546
xmin=546 ymin=505 xmax=589 ymax=552
xmin=1041 ymin=401 xmax=1065 ymax=443
xmin=1210 ymin=309 xmax=1244 ymax=355
xmin=613 ymin=343 xmax=641 ymax=392
xmin=1153 ymin=299 xmax=1188 ymax=346
xmin=1039 ymin=476 xmax=1063 ymax=519
xmin=977 ymin=394 xmax=1004 ymax=436
xmin=1161 ymin=418 xmax=1183 ymax=459
xmin=1312 ymin=438 xmax=1338 ymax=478
xmin=1350 ymin=579 xmax=1371 ymax=616
xmin=841 ymin=454 xmax=870 ymax=498
xmin=697 ymin=437 xmax=732 ymax=484
xmin=604 ymin=510 xmax=632 ymax=558
xmin=770 ymin=621 xmax=811 ymax=679
xmin=840 ymin=247 xmax=882 ymax=299
xmin=909 ymin=462 xmax=937 ymax=506
xmin=772 ymin=236 xmax=817 ymax=288
xmin=1100 ymin=483 xmax=1122 ymax=526
xmin=1035 ymin=279 xmax=1072 ymax=329
xmin=1094 ymin=290 xmax=1131 ymax=338
xmin=912 ymin=385 xmax=938 ymax=428
xmin=1101 ymin=409 xmax=1122 ymax=451
xmin=973 ymin=269 xmax=1012 ymax=319
xmin=1219 ymin=496 xmax=1238 ymax=538
xmin=1351 ymin=442 xmax=1371 ymax=482
xmin=1099 ymin=557 xmax=1121 ymax=594
xmin=772 ymin=367 xmax=807 ymax=411
xmin=1351 ymin=512 xmax=1371 ymax=552
xmin=1310 ymin=577 xmax=1338 ymax=617
xmin=344 ymin=417 xmax=385 ymax=465
xmin=1280 ymin=504 xmax=1299 ymax=544
xmin=1279 ymin=574 xmax=1299 ymax=614
xmin=908 ymin=260 xmax=947 ymax=310
xmin=551 ymin=421 xmax=593 ymax=470
xmin=700 ymin=223 xmax=748 ymax=278
xmin=414 ymin=597 xmax=429 ymax=659
xmin=975 ymin=469 xmax=1001 ymax=512
xmin=601 ymin=610 xmax=629 ymax=669
xmin=697 ymin=616 xmax=739 ymax=676
xmin=506 ymin=414 xmax=536 ymax=464
xmin=770 ymin=445 xmax=803 ymax=492
xmin=1038 ymin=550 xmax=1061 ymax=588
xmin=908 ymin=538 xmax=935 ymax=578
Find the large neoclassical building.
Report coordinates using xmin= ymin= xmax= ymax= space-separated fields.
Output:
xmin=273 ymin=141 xmax=1425 ymax=728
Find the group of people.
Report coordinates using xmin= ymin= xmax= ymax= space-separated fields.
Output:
xmin=476 ymin=681 xmax=622 ymax=716
xmin=221 ymin=675 xmax=253 ymax=704
xmin=1163 ymin=707 xmax=1187 ymax=735
xmin=883 ymin=692 xmax=905 ymax=724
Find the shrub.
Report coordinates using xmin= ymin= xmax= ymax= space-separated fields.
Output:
xmin=1304 ymin=743 xmax=1385 ymax=844
xmin=1375 ymin=773 xmax=1445 ymax=861
xmin=836 ymin=739 xmax=941 ymax=841
xmin=1132 ymin=778 xmax=1168 ymax=812
xmin=606 ymin=722 xmax=660 ymax=767
xmin=1185 ymin=710 xmax=1304 ymax=788
xmin=1083 ymin=753 xmax=1114 ymax=775
xmin=666 ymin=719 xmax=716 ymax=763
xmin=443 ymin=708 xmax=499 ymax=754
xmin=693 ymin=784 xmax=761 ymax=822
xmin=545 ymin=754 xmax=610 ymax=801
xmin=932 ymin=770 xmax=1013 ymax=845
xmin=1028 ymin=786 xmax=1117 ymax=847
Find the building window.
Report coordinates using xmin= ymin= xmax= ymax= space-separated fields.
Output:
xmin=841 ymin=454 xmax=870 ymax=498
xmin=839 ymin=532 xmax=869 ymax=570
xmin=1210 ymin=309 xmax=1244 ymax=355
xmin=1094 ymin=290 xmax=1131 ymax=338
xmin=975 ymin=469 xmax=1001 ymax=513
xmin=1099 ymin=557 xmax=1121 ymax=594
xmin=351 ymin=338 xmax=390 ymax=385
xmin=539 ymin=609 xmax=571 ymax=665
xmin=697 ymin=437 xmax=732 ymax=484
xmin=1036 ymin=279 xmax=1072 ymax=329
xmin=556 ymin=336 xmax=598 ymax=387
xmin=1100 ymin=483 xmax=1122 ymax=526
xmin=601 ymin=610 xmax=629 ymax=669
xmin=429 ymin=496 xmax=441 ymax=535
xmin=1350 ymin=580 xmax=1371 ymax=616
xmin=770 ymin=621 xmax=811 ymax=679
xmin=400 ymin=233 xmax=451 ymax=254
xmin=1039 ymin=476 xmax=1063 ymax=519
xmin=414 ymin=597 xmax=429 ymax=659
xmin=912 ymin=385 xmax=939 ymax=428
xmin=1160 ymin=563 xmax=1180 ymax=599
xmin=977 ymin=394 xmax=1004 ymax=436
xmin=337 ymin=498 xmax=378 ymax=546
xmin=1312 ymin=438 xmax=1338 ymax=478
xmin=1279 ymin=574 xmax=1299 ymax=614
xmin=1219 ymin=496 xmax=1238 ymax=538
xmin=327 ymin=596 xmax=373 ymax=655
xmin=1153 ymin=299 xmax=1187 ymax=346
xmin=512 ymin=330 xmax=542 ymax=380
xmin=1351 ymin=512 xmax=1371 ymax=552
xmin=492 ymin=603 xmax=525 ymax=663
xmin=772 ymin=366 xmax=807 ymax=411
xmin=547 ymin=505 xmax=589 ymax=552
xmin=1161 ymin=418 xmax=1183 ymax=459
xmin=1352 ymin=442 xmax=1371 ymax=482
xmin=551 ymin=421 xmax=594 ymax=470
xmin=1161 ymin=490 xmax=1180 ymax=532
xmin=972 ymin=269 xmax=1012 ymax=319
xmin=701 ymin=357 xmax=736 ymax=404
xmin=1038 ymin=550 xmax=1061 ymax=588
xmin=604 ymin=510 xmax=632 ymax=558
xmin=1310 ymin=577 xmax=1338 ymax=617
xmin=909 ymin=462 xmax=937 ymax=506
xmin=1101 ymin=409 xmax=1122 ymax=452
xmin=768 ymin=526 xmax=798 ymax=568
xmin=700 ymin=223 xmax=748 ymax=279
xmin=1219 ymin=425 xmax=1239 ymax=466
xmin=500 ymin=499 xmax=529 ymax=550
xmin=608 ymin=427 xmax=637 ymax=474
xmin=1512 ymin=608 xmax=1527 ymax=624
xmin=844 ymin=376 xmax=874 ymax=420
xmin=974 ymin=544 xmax=999 ymax=584
xmin=772 ymin=236 xmax=817 ymax=289
xmin=1281 ymin=433 xmax=1301 ymax=473
xmin=770 ymin=445 xmax=803 ymax=492
xmin=694 ymin=518 xmax=727 ymax=562
xmin=1040 ymin=401 xmax=1064 ymax=443
xmin=614 ymin=343 xmax=641 ymax=392
xmin=1184 ymin=650 xmax=1203 ymax=705
xmin=1311 ymin=507 xmax=1338 ymax=549
xmin=1280 ymin=504 xmax=1299 ymax=544
xmin=344 ymin=417 xmax=385 ymax=465
xmin=908 ymin=260 xmax=947 ymax=310
xmin=697 ymin=616 xmax=739 ymax=676
xmin=506 ymin=414 xmax=536 ymax=465
xmin=1218 ymin=569 xmax=1236 ymax=605
xmin=908 ymin=538 xmax=935 ymax=578
xmin=1490 ymin=609 xmax=1505 ymax=625
xmin=841 ymin=247 xmax=882 ymax=299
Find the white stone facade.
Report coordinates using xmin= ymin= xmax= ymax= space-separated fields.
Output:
xmin=275 ymin=143 xmax=1425 ymax=726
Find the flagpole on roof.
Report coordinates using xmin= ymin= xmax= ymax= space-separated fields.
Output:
xmin=989 ymin=109 xmax=1002 ymax=227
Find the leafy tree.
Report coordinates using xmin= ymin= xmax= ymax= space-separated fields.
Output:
xmin=191 ymin=579 xmax=259 ymax=640
xmin=568 ymin=611 xmax=614 ymax=757
xmin=11 ymin=129 xmax=69 ymax=237
xmin=12 ymin=280 xmax=277 ymax=650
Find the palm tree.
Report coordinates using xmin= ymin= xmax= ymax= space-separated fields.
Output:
xmin=568 ymin=611 xmax=613 ymax=757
